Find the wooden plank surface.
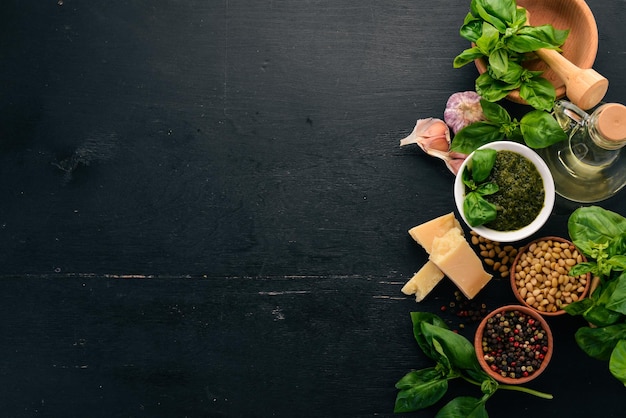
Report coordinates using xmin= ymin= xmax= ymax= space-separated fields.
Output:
xmin=0 ymin=0 xmax=625 ymax=416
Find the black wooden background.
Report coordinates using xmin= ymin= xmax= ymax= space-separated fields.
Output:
xmin=0 ymin=1 xmax=624 ymax=417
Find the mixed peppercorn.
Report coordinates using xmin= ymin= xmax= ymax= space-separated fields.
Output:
xmin=481 ymin=309 xmax=549 ymax=379
xmin=440 ymin=291 xmax=489 ymax=331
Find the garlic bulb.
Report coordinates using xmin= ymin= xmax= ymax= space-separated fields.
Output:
xmin=444 ymin=91 xmax=485 ymax=134
xmin=400 ymin=118 xmax=467 ymax=175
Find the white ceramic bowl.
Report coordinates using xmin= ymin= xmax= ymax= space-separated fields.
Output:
xmin=454 ymin=141 xmax=555 ymax=242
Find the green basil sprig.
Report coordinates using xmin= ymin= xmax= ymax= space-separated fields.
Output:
xmin=462 ymin=148 xmax=498 ymax=227
xmin=563 ymin=206 xmax=626 ymax=386
xmin=450 ymin=99 xmax=567 ymax=154
xmin=394 ymin=312 xmax=553 ymax=414
xmin=454 ymin=0 xmax=569 ymax=111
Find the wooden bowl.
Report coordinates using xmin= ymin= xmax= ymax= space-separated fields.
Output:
xmin=475 ymin=305 xmax=553 ymax=384
xmin=510 ymin=236 xmax=591 ymax=316
xmin=474 ymin=0 xmax=599 ymax=104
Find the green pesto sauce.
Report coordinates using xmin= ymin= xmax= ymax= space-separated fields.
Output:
xmin=484 ymin=150 xmax=544 ymax=231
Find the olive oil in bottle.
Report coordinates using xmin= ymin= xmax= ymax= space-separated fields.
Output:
xmin=537 ymin=100 xmax=626 ymax=203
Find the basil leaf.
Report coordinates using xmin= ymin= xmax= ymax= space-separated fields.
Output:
xmin=420 ymin=322 xmax=483 ymax=372
xmin=450 ymin=121 xmax=503 ymax=154
xmin=597 ymin=276 xmax=621 ymax=305
xmin=454 ymin=46 xmax=486 ymax=68
xmin=563 ymin=297 xmax=595 ymax=316
xmin=609 ymin=340 xmax=626 ymax=386
xmin=487 ymin=48 xmax=510 ymax=80
xmin=575 ymin=324 xmax=626 ymax=360
xmin=410 ymin=312 xmax=449 ymax=361
xmin=462 ymin=166 xmax=477 ymax=190
xmin=470 ymin=148 xmax=497 ymax=182
xmin=496 ymin=60 xmax=524 ymax=85
xmin=431 ymin=338 xmax=453 ymax=371
xmin=609 ymin=233 xmax=626 ymax=258
xmin=410 ymin=311 xmax=449 ymax=330
xmin=463 ymin=192 xmax=497 ymax=227
xmin=568 ymin=261 xmax=597 ymax=277
xmin=460 ymin=13 xmax=484 ymax=42
xmin=480 ymin=99 xmax=510 ymax=124
xmin=568 ymin=206 xmax=626 ymax=247
xmin=394 ymin=368 xmax=449 ymax=413
xmin=522 ymin=25 xmax=570 ymax=49
xmin=435 ymin=396 xmax=488 ymax=418
xmin=394 ymin=376 xmax=448 ymax=413
xmin=475 ymin=72 xmax=515 ymax=102
xmin=608 ymin=255 xmax=626 ymax=272
xmin=519 ymin=109 xmax=567 ymax=148
xmin=511 ymin=6 xmax=528 ymax=29
xmin=507 ymin=25 xmax=569 ymax=52
xmin=571 ymin=241 xmax=597 ymax=260
xmin=476 ymin=22 xmax=501 ymax=55
xmin=395 ymin=367 xmax=444 ymax=390
xmin=583 ymin=305 xmax=623 ymax=328
xmin=472 ymin=0 xmax=516 ymax=31
xmin=519 ymin=78 xmax=556 ymax=111
xmin=472 ymin=2 xmax=506 ymax=33
xmin=475 ymin=182 xmax=499 ymax=196
xmin=605 ymin=272 xmax=626 ymax=315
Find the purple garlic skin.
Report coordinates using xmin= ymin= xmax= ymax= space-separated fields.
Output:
xmin=444 ymin=91 xmax=485 ymax=134
xmin=400 ymin=118 xmax=467 ymax=175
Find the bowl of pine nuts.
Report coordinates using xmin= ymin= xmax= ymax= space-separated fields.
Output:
xmin=510 ymin=237 xmax=591 ymax=316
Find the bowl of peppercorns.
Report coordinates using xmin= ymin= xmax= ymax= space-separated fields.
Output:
xmin=474 ymin=305 xmax=553 ymax=384
xmin=510 ymin=236 xmax=591 ymax=316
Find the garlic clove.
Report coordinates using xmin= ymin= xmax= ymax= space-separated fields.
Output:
xmin=444 ymin=91 xmax=485 ymax=134
xmin=399 ymin=118 xmax=451 ymax=154
xmin=400 ymin=118 xmax=465 ymax=175
xmin=445 ymin=152 xmax=468 ymax=175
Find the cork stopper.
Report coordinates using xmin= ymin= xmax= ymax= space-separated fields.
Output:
xmin=597 ymin=103 xmax=626 ymax=142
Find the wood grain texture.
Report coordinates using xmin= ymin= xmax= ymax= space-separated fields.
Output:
xmin=0 ymin=0 xmax=624 ymax=416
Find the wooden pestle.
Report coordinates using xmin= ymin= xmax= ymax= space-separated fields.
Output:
xmin=534 ymin=49 xmax=608 ymax=110
xmin=527 ymin=10 xmax=608 ymax=109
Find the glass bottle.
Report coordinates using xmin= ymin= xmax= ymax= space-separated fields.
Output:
xmin=537 ymin=100 xmax=626 ymax=202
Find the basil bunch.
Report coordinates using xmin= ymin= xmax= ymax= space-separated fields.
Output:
xmin=563 ymin=206 xmax=626 ymax=386
xmin=454 ymin=0 xmax=569 ymax=111
xmin=450 ymin=99 xmax=568 ymax=154
xmin=462 ymin=148 xmax=498 ymax=227
xmin=394 ymin=312 xmax=552 ymax=415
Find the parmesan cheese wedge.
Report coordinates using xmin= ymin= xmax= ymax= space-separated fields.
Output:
xmin=401 ymin=261 xmax=445 ymax=302
xmin=429 ymin=227 xmax=493 ymax=299
xmin=408 ymin=212 xmax=462 ymax=253
xmin=402 ymin=212 xmax=463 ymax=302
